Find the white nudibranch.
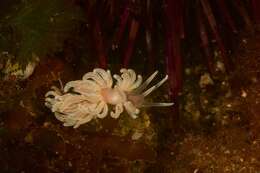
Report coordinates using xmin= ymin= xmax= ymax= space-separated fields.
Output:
xmin=45 ymin=68 xmax=174 ymax=128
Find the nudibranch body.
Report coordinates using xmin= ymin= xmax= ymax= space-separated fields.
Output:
xmin=45 ymin=68 xmax=173 ymax=128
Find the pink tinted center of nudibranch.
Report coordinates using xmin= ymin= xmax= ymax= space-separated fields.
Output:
xmin=126 ymin=93 xmax=144 ymax=108
xmin=101 ymin=88 xmax=127 ymax=105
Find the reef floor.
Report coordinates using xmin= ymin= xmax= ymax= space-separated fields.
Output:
xmin=0 ymin=33 xmax=260 ymax=172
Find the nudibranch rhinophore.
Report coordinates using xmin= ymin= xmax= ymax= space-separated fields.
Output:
xmin=45 ymin=68 xmax=174 ymax=128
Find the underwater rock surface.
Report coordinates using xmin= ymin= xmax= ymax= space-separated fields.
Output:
xmin=0 ymin=1 xmax=259 ymax=172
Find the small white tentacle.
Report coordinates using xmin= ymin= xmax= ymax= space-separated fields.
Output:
xmin=95 ymin=101 xmax=109 ymax=118
xmin=134 ymin=71 xmax=158 ymax=94
xmin=110 ymin=103 xmax=124 ymax=119
xmin=141 ymin=102 xmax=174 ymax=107
xmin=94 ymin=69 xmax=113 ymax=87
xmin=142 ymin=75 xmax=168 ymax=97
xmin=124 ymin=101 xmax=140 ymax=119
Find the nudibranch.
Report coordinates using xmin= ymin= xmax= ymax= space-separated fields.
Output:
xmin=45 ymin=68 xmax=173 ymax=128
